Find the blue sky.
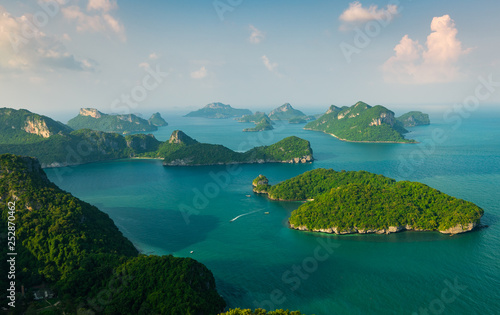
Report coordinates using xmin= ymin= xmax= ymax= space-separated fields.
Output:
xmin=1 ymin=0 xmax=500 ymax=120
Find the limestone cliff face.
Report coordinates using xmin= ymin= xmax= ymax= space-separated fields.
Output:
xmin=79 ymin=108 xmax=103 ymax=118
xmin=269 ymin=103 xmax=293 ymax=114
xmin=169 ymin=130 xmax=198 ymax=145
xmin=23 ymin=117 xmax=52 ymax=138
xmin=439 ymin=222 xmax=477 ymax=234
xmin=289 ymin=222 xmax=478 ymax=235
xmin=326 ymin=105 xmax=342 ymax=114
xmin=369 ymin=111 xmax=397 ymax=127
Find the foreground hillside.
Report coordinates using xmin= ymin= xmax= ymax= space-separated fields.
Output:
xmin=305 ymin=101 xmax=424 ymax=143
xmin=0 ymin=154 xmax=226 ymax=314
xmin=254 ymin=169 xmax=484 ymax=235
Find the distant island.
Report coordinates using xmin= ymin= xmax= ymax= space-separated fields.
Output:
xmin=67 ymin=108 xmax=167 ymax=134
xmin=304 ymin=101 xmax=430 ymax=143
xmin=253 ymin=169 xmax=484 ymax=235
xmin=0 ymin=108 xmax=162 ymax=167
xmin=396 ymin=111 xmax=431 ymax=127
xmin=243 ymin=117 xmax=274 ymax=132
xmin=185 ymin=102 xmax=252 ymax=118
xmin=268 ymin=103 xmax=314 ymax=122
xmin=0 ymin=108 xmax=314 ymax=168
xmin=237 ymin=104 xmax=314 ymax=131
xmin=288 ymin=117 xmax=307 ymax=124
xmin=0 ymin=154 xmax=226 ymax=314
xmin=237 ymin=111 xmax=268 ymax=123
xmin=139 ymin=130 xmax=313 ymax=166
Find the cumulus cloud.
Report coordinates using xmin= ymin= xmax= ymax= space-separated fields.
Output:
xmin=149 ymin=52 xmax=159 ymax=60
xmin=138 ymin=62 xmax=150 ymax=69
xmin=249 ymin=25 xmax=264 ymax=44
xmin=339 ymin=1 xmax=398 ymax=30
xmin=63 ymin=0 xmax=125 ymax=41
xmin=0 ymin=5 xmax=96 ymax=72
xmin=383 ymin=15 xmax=470 ymax=84
xmin=87 ymin=0 xmax=117 ymax=13
xmin=191 ymin=66 xmax=208 ymax=79
xmin=261 ymin=55 xmax=278 ymax=72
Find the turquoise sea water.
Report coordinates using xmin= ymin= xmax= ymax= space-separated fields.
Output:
xmin=45 ymin=113 xmax=500 ymax=315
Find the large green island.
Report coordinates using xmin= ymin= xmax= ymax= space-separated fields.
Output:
xmin=140 ymin=130 xmax=313 ymax=166
xmin=253 ymin=169 xmax=484 ymax=235
xmin=305 ymin=101 xmax=430 ymax=143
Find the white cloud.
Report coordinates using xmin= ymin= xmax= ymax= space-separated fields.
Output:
xmin=191 ymin=66 xmax=208 ymax=79
xmin=383 ymin=15 xmax=470 ymax=84
xmin=61 ymin=33 xmax=71 ymax=41
xmin=149 ymin=52 xmax=159 ymax=60
xmin=261 ymin=55 xmax=278 ymax=72
xmin=138 ymin=62 xmax=150 ymax=69
xmin=62 ymin=1 xmax=125 ymax=41
xmin=0 ymin=5 xmax=96 ymax=72
xmin=339 ymin=1 xmax=398 ymax=29
xmin=87 ymin=0 xmax=117 ymax=12
xmin=249 ymin=25 xmax=264 ymax=44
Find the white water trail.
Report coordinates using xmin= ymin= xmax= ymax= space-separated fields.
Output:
xmin=230 ymin=209 xmax=263 ymax=222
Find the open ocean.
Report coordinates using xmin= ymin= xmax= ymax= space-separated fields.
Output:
xmin=45 ymin=111 xmax=500 ymax=315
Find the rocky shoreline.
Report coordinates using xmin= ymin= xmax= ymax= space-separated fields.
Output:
xmin=164 ymin=154 xmax=313 ymax=166
xmin=289 ymin=222 xmax=478 ymax=235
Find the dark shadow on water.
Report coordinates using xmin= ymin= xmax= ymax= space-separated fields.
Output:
xmin=98 ymin=206 xmax=220 ymax=253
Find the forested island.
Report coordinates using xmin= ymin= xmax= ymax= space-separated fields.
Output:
xmin=237 ymin=104 xmax=314 ymax=131
xmin=140 ymin=130 xmax=313 ymax=166
xmin=304 ymin=102 xmax=429 ymax=143
xmin=237 ymin=111 xmax=269 ymax=123
xmin=253 ymin=169 xmax=483 ymax=235
xmin=185 ymin=103 xmax=252 ymax=118
xmin=396 ymin=111 xmax=431 ymax=127
xmin=0 ymin=108 xmax=313 ymax=168
xmin=268 ymin=103 xmax=312 ymax=122
xmin=243 ymin=117 xmax=274 ymax=132
xmin=67 ymin=108 xmax=167 ymax=134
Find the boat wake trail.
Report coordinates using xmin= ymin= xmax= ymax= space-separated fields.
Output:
xmin=230 ymin=209 xmax=263 ymax=222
